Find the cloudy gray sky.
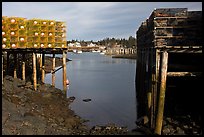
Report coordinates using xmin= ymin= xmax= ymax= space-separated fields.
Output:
xmin=2 ymin=2 xmax=202 ymax=41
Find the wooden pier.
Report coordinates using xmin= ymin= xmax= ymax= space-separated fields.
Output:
xmin=2 ymin=16 xmax=68 ymax=92
xmin=135 ymin=8 xmax=202 ymax=135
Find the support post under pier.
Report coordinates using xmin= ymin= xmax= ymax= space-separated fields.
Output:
xmin=155 ymin=51 xmax=168 ymax=135
xmin=52 ymin=53 xmax=55 ymax=86
xmin=63 ymin=51 xmax=67 ymax=91
xmin=41 ymin=53 xmax=45 ymax=83
xmin=33 ymin=52 xmax=37 ymax=91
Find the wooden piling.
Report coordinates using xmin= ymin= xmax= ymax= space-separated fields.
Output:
xmin=7 ymin=52 xmax=10 ymax=75
xmin=155 ymin=51 xmax=168 ymax=135
xmin=39 ymin=53 xmax=42 ymax=80
xmin=41 ymin=53 xmax=45 ymax=83
xmin=153 ymin=49 xmax=160 ymax=127
xmin=13 ymin=53 xmax=17 ymax=79
xmin=63 ymin=51 xmax=67 ymax=91
xmin=52 ymin=53 xmax=56 ymax=86
xmin=150 ymin=48 xmax=155 ymax=128
xmin=33 ymin=52 xmax=37 ymax=91
xmin=2 ymin=54 xmax=4 ymax=85
xmin=22 ymin=53 xmax=25 ymax=81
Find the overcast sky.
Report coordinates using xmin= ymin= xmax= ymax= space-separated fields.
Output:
xmin=2 ymin=2 xmax=202 ymax=41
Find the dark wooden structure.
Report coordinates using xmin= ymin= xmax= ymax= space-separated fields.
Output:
xmin=135 ymin=8 xmax=202 ymax=135
xmin=2 ymin=48 xmax=68 ymax=91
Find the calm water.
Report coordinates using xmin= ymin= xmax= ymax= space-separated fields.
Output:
xmin=45 ymin=52 xmax=137 ymax=130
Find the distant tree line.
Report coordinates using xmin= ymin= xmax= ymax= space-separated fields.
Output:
xmin=67 ymin=36 xmax=136 ymax=48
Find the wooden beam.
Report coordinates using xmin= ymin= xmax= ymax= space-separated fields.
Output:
xmin=51 ymin=66 xmax=63 ymax=74
xmin=167 ymin=72 xmax=202 ymax=77
xmin=63 ymin=51 xmax=67 ymax=91
xmin=33 ymin=52 xmax=37 ymax=91
xmin=155 ymin=51 xmax=168 ymax=135
xmin=52 ymin=53 xmax=56 ymax=86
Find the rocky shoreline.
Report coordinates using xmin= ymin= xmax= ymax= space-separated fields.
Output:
xmin=2 ymin=75 xmax=137 ymax=135
xmin=2 ymin=55 xmax=144 ymax=135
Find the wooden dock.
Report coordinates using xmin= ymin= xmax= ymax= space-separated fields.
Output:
xmin=135 ymin=8 xmax=202 ymax=135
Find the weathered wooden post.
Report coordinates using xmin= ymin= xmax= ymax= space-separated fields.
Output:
xmin=39 ymin=53 xmax=42 ymax=80
xmin=14 ymin=53 xmax=17 ymax=79
xmin=2 ymin=53 xmax=4 ymax=85
xmin=153 ymin=49 xmax=161 ymax=127
xmin=155 ymin=50 xmax=168 ymax=135
xmin=41 ymin=53 xmax=45 ymax=83
xmin=52 ymin=53 xmax=56 ymax=86
xmin=63 ymin=51 xmax=67 ymax=91
xmin=7 ymin=52 xmax=10 ymax=75
xmin=22 ymin=53 xmax=25 ymax=81
xmin=150 ymin=48 xmax=155 ymax=128
xmin=33 ymin=52 xmax=37 ymax=91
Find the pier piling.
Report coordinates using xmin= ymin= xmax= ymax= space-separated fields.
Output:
xmin=63 ymin=51 xmax=67 ymax=91
xmin=155 ymin=51 xmax=168 ymax=135
xmin=52 ymin=53 xmax=56 ymax=86
xmin=33 ymin=52 xmax=37 ymax=91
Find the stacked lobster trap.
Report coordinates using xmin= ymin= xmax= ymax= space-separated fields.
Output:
xmin=2 ymin=16 xmax=67 ymax=49
xmin=2 ymin=16 xmax=27 ymax=49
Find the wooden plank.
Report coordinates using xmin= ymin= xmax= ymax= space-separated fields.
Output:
xmin=167 ymin=72 xmax=202 ymax=77
xmin=52 ymin=53 xmax=55 ymax=86
xmin=154 ymin=16 xmax=187 ymax=19
xmin=155 ymin=51 xmax=168 ymax=135
xmin=51 ymin=66 xmax=63 ymax=74
xmin=33 ymin=52 xmax=37 ymax=91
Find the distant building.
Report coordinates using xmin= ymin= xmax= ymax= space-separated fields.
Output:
xmin=87 ymin=42 xmax=96 ymax=47
xmin=68 ymin=43 xmax=74 ymax=47
xmin=68 ymin=42 xmax=81 ymax=47
xmin=75 ymin=42 xmax=81 ymax=47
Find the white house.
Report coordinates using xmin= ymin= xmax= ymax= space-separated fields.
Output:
xmin=75 ymin=42 xmax=81 ymax=47
xmin=68 ymin=43 xmax=74 ymax=47
xmin=87 ymin=42 xmax=96 ymax=47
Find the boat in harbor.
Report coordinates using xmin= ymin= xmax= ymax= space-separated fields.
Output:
xmin=73 ymin=49 xmax=82 ymax=54
xmin=73 ymin=49 xmax=77 ymax=53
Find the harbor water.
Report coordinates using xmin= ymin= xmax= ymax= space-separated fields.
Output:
xmin=45 ymin=52 xmax=137 ymax=130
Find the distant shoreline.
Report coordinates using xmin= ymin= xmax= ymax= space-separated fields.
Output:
xmin=111 ymin=54 xmax=136 ymax=59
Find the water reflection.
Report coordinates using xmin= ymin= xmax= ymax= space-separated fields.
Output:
xmin=45 ymin=52 xmax=137 ymax=130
